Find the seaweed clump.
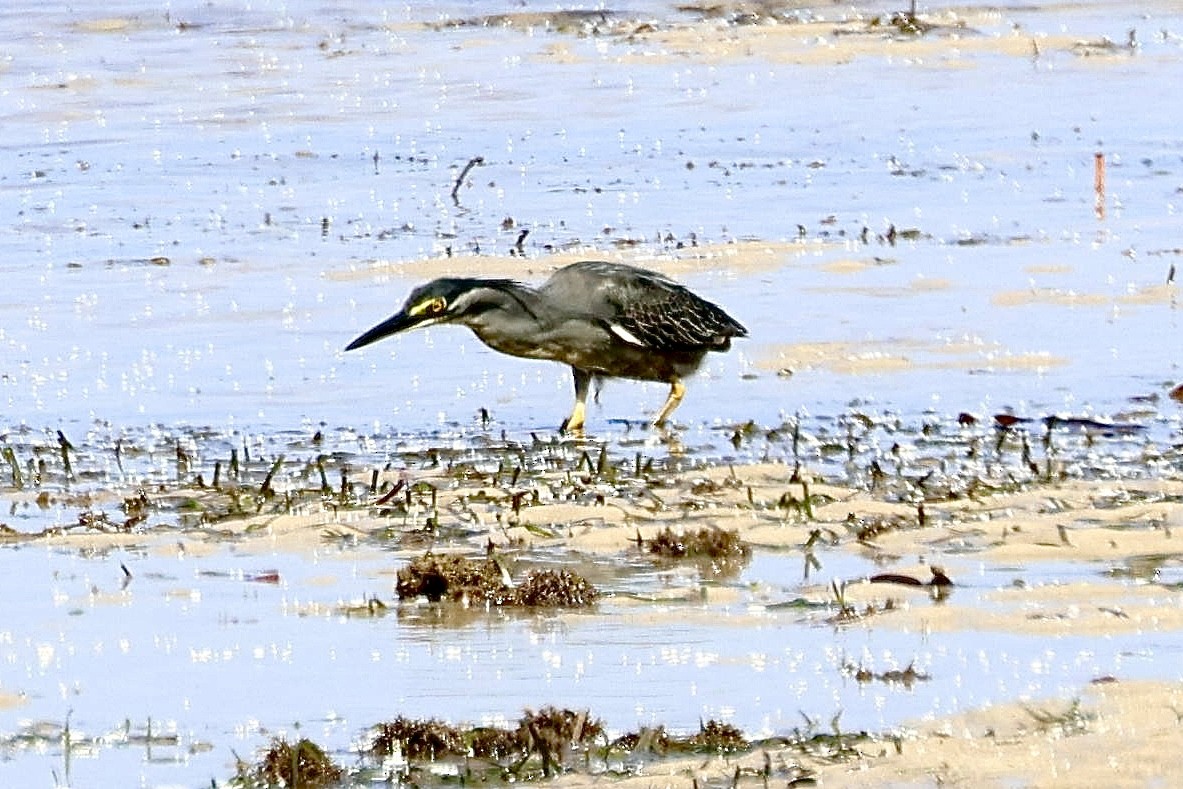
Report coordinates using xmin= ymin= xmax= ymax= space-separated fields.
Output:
xmin=232 ymin=711 xmax=843 ymax=786
xmin=370 ymin=706 xmax=604 ymax=780
xmin=686 ymin=719 xmax=749 ymax=753
xmin=646 ymin=526 xmax=752 ymax=573
xmin=395 ymin=552 xmax=509 ymax=603
xmin=517 ymin=706 xmax=604 ymax=775
xmin=610 ymin=719 xmax=746 ymax=756
xmin=512 ymin=568 xmax=599 ymax=607
xmin=372 ymin=717 xmax=465 ymax=761
xmin=396 ymin=552 xmax=598 ymax=608
xmin=238 ymin=737 xmax=343 ymax=788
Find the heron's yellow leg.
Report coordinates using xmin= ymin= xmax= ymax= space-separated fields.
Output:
xmin=564 ymin=400 xmax=586 ymax=433
xmin=562 ymin=368 xmax=592 ymax=434
xmin=653 ymin=379 xmax=685 ymax=427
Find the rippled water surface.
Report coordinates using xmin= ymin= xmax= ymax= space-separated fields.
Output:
xmin=2 ymin=0 xmax=1183 ymax=785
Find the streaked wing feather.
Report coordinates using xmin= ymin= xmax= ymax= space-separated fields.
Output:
xmin=541 ymin=261 xmax=747 ymax=351
xmin=601 ymin=274 xmax=747 ymax=351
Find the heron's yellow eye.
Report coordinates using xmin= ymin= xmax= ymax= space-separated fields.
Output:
xmin=411 ymin=296 xmax=447 ymax=317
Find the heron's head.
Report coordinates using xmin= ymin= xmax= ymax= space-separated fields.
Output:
xmin=345 ymin=277 xmax=521 ymax=351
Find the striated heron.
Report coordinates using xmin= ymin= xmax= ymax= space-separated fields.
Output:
xmin=345 ymin=260 xmax=747 ymax=431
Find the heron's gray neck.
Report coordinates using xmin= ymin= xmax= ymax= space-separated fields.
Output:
xmin=457 ymin=284 xmax=555 ymax=359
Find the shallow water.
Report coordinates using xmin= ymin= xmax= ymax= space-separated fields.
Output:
xmin=4 ymin=535 xmax=1175 ymax=787
xmin=4 ymin=0 xmax=1182 ymax=434
xmin=3 ymin=0 xmax=1183 ymax=785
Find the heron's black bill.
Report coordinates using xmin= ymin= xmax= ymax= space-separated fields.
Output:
xmin=345 ymin=311 xmax=418 ymax=351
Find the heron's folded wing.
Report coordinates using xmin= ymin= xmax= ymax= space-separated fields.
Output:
xmin=601 ymin=277 xmax=747 ymax=351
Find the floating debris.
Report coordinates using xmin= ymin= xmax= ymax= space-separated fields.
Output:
xmin=244 ymin=570 xmax=282 ymax=585
xmin=993 ymin=413 xmax=1145 ymax=435
xmin=845 ymin=660 xmax=931 ymax=688
xmin=430 ymin=10 xmax=622 ymax=35
xmin=870 ymin=566 xmax=953 ymax=588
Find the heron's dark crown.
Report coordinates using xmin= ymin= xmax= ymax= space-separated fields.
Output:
xmin=406 ymin=276 xmax=521 ymax=307
xmin=399 ymin=276 xmax=531 ymax=322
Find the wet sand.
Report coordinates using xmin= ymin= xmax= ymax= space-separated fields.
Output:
xmin=22 ymin=441 xmax=1183 ymax=785
xmin=551 ymin=679 xmax=1183 ymax=788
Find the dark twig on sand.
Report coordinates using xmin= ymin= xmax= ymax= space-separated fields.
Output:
xmin=451 ymin=156 xmax=484 ymax=205
xmin=57 ymin=431 xmax=74 ymax=479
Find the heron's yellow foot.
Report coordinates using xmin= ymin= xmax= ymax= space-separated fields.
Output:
xmin=562 ymin=401 xmax=587 ymax=434
xmin=652 ymin=380 xmax=686 ymax=427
